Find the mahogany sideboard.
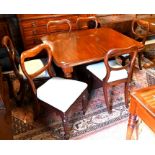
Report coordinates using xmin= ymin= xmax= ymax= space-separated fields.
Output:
xmin=17 ymin=14 xmax=155 ymax=50
xmin=17 ymin=14 xmax=94 ymax=50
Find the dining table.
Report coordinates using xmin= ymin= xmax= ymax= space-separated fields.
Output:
xmin=41 ymin=27 xmax=144 ymax=78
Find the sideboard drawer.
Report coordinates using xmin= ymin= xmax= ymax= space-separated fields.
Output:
xmin=23 ymin=26 xmax=47 ymax=37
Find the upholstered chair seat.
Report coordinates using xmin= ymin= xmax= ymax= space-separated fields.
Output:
xmin=86 ymin=60 xmax=128 ymax=82
xmin=37 ymin=77 xmax=87 ymax=112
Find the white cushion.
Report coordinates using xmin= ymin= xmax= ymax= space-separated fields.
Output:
xmin=19 ymin=59 xmax=49 ymax=79
xmin=145 ymin=39 xmax=155 ymax=45
xmin=86 ymin=60 xmax=128 ymax=82
xmin=37 ymin=77 xmax=87 ymax=113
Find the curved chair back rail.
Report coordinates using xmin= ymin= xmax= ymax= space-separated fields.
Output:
xmin=2 ymin=36 xmax=21 ymax=78
xmin=20 ymin=43 xmax=55 ymax=94
xmin=76 ymin=16 xmax=98 ymax=30
xmin=104 ymin=46 xmax=138 ymax=82
xmin=132 ymin=19 xmax=150 ymax=44
xmin=47 ymin=19 xmax=72 ymax=34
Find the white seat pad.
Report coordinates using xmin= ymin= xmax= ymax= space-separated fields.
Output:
xmin=37 ymin=77 xmax=87 ymax=113
xmin=86 ymin=60 xmax=128 ymax=82
xmin=19 ymin=59 xmax=49 ymax=79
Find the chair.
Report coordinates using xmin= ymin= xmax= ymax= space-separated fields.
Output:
xmin=131 ymin=19 xmax=149 ymax=70
xmin=2 ymin=36 xmax=50 ymax=105
xmin=20 ymin=43 xmax=88 ymax=139
xmin=126 ymin=86 xmax=155 ymax=140
xmin=86 ymin=46 xmax=138 ymax=113
xmin=47 ymin=19 xmax=72 ymax=34
xmin=76 ymin=16 xmax=99 ymax=30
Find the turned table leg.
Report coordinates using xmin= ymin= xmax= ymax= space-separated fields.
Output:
xmin=126 ymin=114 xmax=138 ymax=140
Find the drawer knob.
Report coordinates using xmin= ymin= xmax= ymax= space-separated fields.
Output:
xmin=33 ymin=38 xmax=40 ymax=44
xmin=31 ymin=22 xmax=36 ymax=27
xmin=32 ymin=30 xmax=37 ymax=35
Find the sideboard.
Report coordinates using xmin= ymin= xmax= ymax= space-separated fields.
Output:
xmin=17 ymin=14 xmax=94 ymax=50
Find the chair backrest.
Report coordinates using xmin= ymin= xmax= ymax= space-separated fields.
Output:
xmin=20 ymin=43 xmax=55 ymax=95
xmin=76 ymin=16 xmax=98 ymax=30
xmin=47 ymin=19 xmax=72 ymax=34
xmin=1 ymin=36 xmax=21 ymax=77
xmin=131 ymin=19 xmax=150 ymax=44
xmin=104 ymin=46 xmax=138 ymax=83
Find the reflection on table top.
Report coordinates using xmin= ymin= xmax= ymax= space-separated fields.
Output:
xmin=41 ymin=27 xmax=143 ymax=78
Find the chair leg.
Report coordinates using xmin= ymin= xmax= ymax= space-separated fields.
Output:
xmin=15 ymin=78 xmax=25 ymax=106
xmin=126 ymin=114 xmax=138 ymax=140
xmin=4 ymin=74 xmax=14 ymax=99
xmin=82 ymin=91 xmax=88 ymax=115
xmin=103 ymin=84 xmax=112 ymax=113
xmin=138 ymin=52 xmax=143 ymax=70
xmin=124 ymin=82 xmax=129 ymax=108
xmin=61 ymin=113 xmax=70 ymax=140
xmin=33 ymin=98 xmax=40 ymax=120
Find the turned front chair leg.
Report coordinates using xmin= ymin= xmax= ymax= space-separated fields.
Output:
xmin=82 ymin=91 xmax=88 ymax=115
xmin=138 ymin=52 xmax=143 ymax=70
xmin=103 ymin=84 xmax=111 ymax=113
xmin=126 ymin=114 xmax=138 ymax=140
xmin=124 ymin=82 xmax=129 ymax=108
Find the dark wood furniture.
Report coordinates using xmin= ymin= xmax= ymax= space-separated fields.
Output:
xmin=0 ymin=18 xmax=10 ymax=47
xmin=137 ymin=18 xmax=155 ymax=34
xmin=97 ymin=14 xmax=154 ymax=36
xmin=76 ymin=16 xmax=98 ymax=30
xmin=2 ymin=36 xmax=25 ymax=104
xmin=126 ymin=86 xmax=155 ymax=140
xmin=47 ymin=19 xmax=72 ymax=34
xmin=2 ymin=36 xmax=51 ymax=105
xmin=131 ymin=18 xmax=150 ymax=70
xmin=41 ymin=27 xmax=144 ymax=78
xmin=0 ymin=65 xmax=13 ymax=139
xmin=17 ymin=14 xmax=94 ymax=50
xmin=20 ymin=43 xmax=88 ymax=139
xmin=86 ymin=46 xmax=138 ymax=113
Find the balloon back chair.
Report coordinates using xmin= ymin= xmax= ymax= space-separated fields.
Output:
xmin=47 ymin=19 xmax=72 ymax=34
xmin=86 ymin=46 xmax=138 ymax=113
xmin=20 ymin=43 xmax=88 ymax=139
xmin=126 ymin=85 xmax=155 ymax=140
xmin=131 ymin=19 xmax=149 ymax=70
xmin=76 ymin=16 xmax=99 ymax=30
xmin=2 ymin=36 xmax=51 ymax=105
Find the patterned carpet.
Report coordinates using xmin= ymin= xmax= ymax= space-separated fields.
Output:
xmin=12 ymin=68 xmax=148 ymax=140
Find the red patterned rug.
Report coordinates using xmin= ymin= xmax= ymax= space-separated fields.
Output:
xmin=12 ymin=68 xmax=148 ymax=140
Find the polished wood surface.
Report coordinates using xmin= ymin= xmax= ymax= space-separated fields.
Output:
xmin=131 ymin=19 xmax=149 ymax=70
xmin=42 ymin=27 xmax=144 ymax=78
xmin=17 ymin=14 xmax=94 ymax=49
xmin=126 ymin=86 xmax=155 ymax=139
xmin=47 ymin=19 xmax=72 ymax=34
